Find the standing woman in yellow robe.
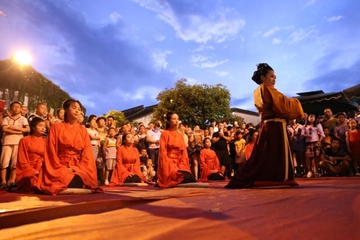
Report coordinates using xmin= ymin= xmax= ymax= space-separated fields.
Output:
xmin=226 ymin=63 xmax=304 ymax=188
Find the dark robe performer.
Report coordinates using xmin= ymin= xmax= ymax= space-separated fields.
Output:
xmin=226 ymin=63 xmax=304 ymax=188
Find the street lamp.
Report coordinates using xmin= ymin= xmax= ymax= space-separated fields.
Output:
xmin=1 ymin=50 xmax=33 ymax=109
xmin=12 ymin=50 xmax=32 ymax=66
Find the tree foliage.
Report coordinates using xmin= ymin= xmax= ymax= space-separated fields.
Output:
xmin=0 ymin=59 xmax=71 ymax=112
xmin=152 ymin=79 xmax=243 ymax=127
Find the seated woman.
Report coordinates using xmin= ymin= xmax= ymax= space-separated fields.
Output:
xmin=199 ymin=137 xmax=225 ymax=182
xmin=110 ymin=133 xmax=146 ymax=185
xmin=157 ymin=112 xmax=196 ymax=187
xmin=16 ymin=117 xmax=46 ymax=192
xmin=37 ymin=99 xmax=100 ymax=195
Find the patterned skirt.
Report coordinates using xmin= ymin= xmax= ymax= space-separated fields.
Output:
xmin=305 ymin=142 xmax=321 ymax=158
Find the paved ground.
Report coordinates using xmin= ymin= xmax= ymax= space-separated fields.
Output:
xmin=1 ymin=177 xmax=359 ymax=240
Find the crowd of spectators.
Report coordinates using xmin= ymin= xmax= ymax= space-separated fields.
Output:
xmin=0 ymin=100 xmax=360 ymax=191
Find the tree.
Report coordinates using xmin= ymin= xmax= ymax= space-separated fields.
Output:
xmin=152 ymin=79 xmax=243 ymax=128
xmin=0 ymin=59 xmax=71 ymax=112
xmin=105 ymin=110 xmax=127 ymax=127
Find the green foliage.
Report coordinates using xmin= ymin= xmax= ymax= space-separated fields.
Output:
xmin=105 ymin=110 xmax=127 ymax=127
xmin=0 ymin=59 xmax=71 ymax=112
xmin=152 ymin=79 xmax=243 ymax=128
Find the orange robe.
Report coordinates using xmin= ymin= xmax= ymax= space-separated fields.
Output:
xmin=244 ymin=143 xmax=255 ymax=161
xmin=110 ymin=145 xmax=145 ymax=185
xmin=16 ymin=136 xmax=46 ymax=192
xmin=157 ymin=129 xmax=192 ymax=187
xmin=199 ymin=148 xmax=221 ymax=182
xmin=37 ymin=122 xmax=99 ymax=195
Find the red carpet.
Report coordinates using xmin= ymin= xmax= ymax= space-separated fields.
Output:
xmin=0 ymin=177 xmax=359 ymax=239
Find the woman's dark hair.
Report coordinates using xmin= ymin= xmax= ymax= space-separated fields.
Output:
xmin=56 ymin=107 xmax=64 ymax=117
xmin=165 ymin=112 xmax=176 ymax=130
xmin=62 ymin=99 xmax=83 ymax=122
xmin=88 ymin=114 xmax=97 ymax=123
xmin=30 ymin=116 xmax=45 ymax=135
xmin=246 ymin=128 xmax=258 ymax=143
xmin=305 ymin=113 xmax=318 ymax=127
xmin=122 ymin=133 xmax=132 ymax=145
xmin=251 ymin=63 xmax=274 ymax=85
xmin=203 ymin=137 xmax=211 ymax=145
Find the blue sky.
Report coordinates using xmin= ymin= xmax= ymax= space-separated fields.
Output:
xmin=1 ymin=0 xmax=359 ymax=116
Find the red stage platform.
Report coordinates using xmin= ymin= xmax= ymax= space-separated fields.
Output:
xmin=1 ymin=177 xmax=359 ymax=239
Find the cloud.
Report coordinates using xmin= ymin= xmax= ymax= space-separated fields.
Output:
xmin=326 ymin=15 xmax=344 ymax=23
xmin=215 ymin=71 xmax=229 ymax=77
xmin=305 ymin=0 xmax=317 ymax=7
xmin=153 ymin=33 xmax=166 ymax=41
xmin=192 ymin=45 xmax=215 ymax=52
xmin=262 ymin=27 xmax=280 ymax=37
xmin=133 ymin=0 xmax=245 ymax=43
xmin=304 ymin=54 xmax=360 ymax=92
xmin=287 ymin=27 xmax=318 ymax=44
xmin=109 ymin=12 xmax=123 ymax=24
xmin=186 ymin=77 xmax=200 ymax=85
xmin=191 ymin=54 xmax=228 ymax=68
xmin=151 ymin=49 xmax=173 ymax=71
xmin=199 ymin=59 xmax=228 ymax=68
xmin=0 ymin=1 xmax=176 ymax=115
xmin=272 ymin=38 xmax=282 ymax=45
xmin=191 ymin=54 xmax=209 ymax=63
xmin=0 ymin=10 xmax=6 ymax=16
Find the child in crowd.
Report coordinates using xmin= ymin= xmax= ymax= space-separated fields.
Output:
xmin=141 ymin=158 xmax=156 ymax=183
xmin=321 ymin=127 xmax=333 ymax=152
xmin=102 ymin=127 xmax=117 ymax=185
xmin=234 ymin=131 xmax=246 ymax=168
xmin=87 ymin=115 xmax=100 ymax=169
xmin=345 ymin=118 xmax=360 ymax=176
xmin=302 ymin=113 xmax=325 ymax=178
xmin=96 ymin=116 xmax=108 ymax=185
xmin=1 ymin=101 xmax=30 ymax=190
xmin=139 ymin=148 xmax=148 ymax=166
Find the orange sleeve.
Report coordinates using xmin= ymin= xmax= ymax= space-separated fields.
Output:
xmin=264 ymin=85 xmax=305 ymax=120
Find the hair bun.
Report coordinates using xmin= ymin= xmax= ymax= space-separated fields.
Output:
xmin=251 ymin=63 xmax=273 ymax=85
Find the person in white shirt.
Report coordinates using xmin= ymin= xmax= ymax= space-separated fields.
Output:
xmin=146 ymin=121 xmax=162 ymax=170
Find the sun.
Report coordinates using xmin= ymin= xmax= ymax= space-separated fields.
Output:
xmin=13 ymin=50 xmax=32 ymax=66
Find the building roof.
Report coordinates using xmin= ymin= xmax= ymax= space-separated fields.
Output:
xmin=121 ymin=104 xmax=157 ymax=121
xmin=295 ymin=84 xmax=360 ymax=116
xmin=231 ymin=108 xmax=258 ymax=116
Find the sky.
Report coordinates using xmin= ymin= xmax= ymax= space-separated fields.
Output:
xmin=1 ymin=0 xmax=359 ymax=116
